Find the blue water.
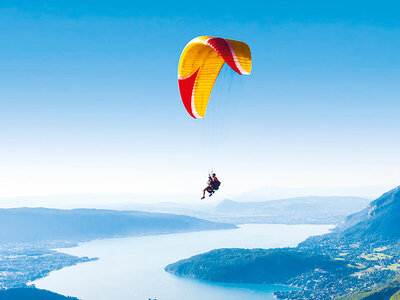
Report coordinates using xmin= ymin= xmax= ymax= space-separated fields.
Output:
xmin=33 ymin=224 xmax=333 ymax=299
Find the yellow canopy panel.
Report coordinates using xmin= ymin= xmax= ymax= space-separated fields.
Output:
xmin=178 ymin=36 xmax=252 ymax=118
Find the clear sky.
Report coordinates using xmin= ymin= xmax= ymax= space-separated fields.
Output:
xmin=1 ymin=1 xmax=399 ymax=199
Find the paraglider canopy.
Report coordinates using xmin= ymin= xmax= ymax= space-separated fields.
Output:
xmin=178 ymin=36 xmax=252 ymax=119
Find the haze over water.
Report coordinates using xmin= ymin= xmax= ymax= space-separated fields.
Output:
xmin=34 ymin=224 xmax=333 ymax=300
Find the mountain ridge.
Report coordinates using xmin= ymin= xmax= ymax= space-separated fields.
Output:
xmin=300 ymin=186 xmax=400 ymax=247
xmin=0 ymin=207 xmax=235 ymax=244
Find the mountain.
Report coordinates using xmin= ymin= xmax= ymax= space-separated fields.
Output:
xmin=338 ymin=186 xmax=400 ymax=244
xmin=235 ymin=186 xmax=386 ymax=202
xmin=0 ymin=208 xmax=235 ymax=244
xmin=0 ymin=194 xmax=373 ymax=225
xmin=301 ymin=186 xmax=400 ymax=246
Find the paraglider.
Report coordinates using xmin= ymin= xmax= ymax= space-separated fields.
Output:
xmin=178 ymin=36 xmax=251 ymax=198
xmin=178 ymin=36 xmax=252 ymax=119
xmin=201 ymin=175 xmax=214 ymax=200
xmin=201 ymin=173 xmax=221 ymax=200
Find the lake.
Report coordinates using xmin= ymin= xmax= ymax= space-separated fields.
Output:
xmin=33 ymin=224 xmax=334 ymax=299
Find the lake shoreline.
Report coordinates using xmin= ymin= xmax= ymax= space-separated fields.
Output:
xmin=32 ymin=224 xmax=334 ymax=300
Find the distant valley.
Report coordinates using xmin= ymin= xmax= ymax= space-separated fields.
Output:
xmin=209 ymin=196 xmax=371 ymax=224
xmin=103 ymin=195 xmax=371 ymax=225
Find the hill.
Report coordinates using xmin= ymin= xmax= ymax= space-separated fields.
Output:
xmin=165 ymin=248 xmax=351 ymax=284
xmin=0 ymin=288 xmax=77 ymax=300
xmin=338 ymin=276 xmax=400 ymax=300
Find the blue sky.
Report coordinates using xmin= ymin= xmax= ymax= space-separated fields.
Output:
xmin=1 ymin=1 xmax=399 ymax=199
